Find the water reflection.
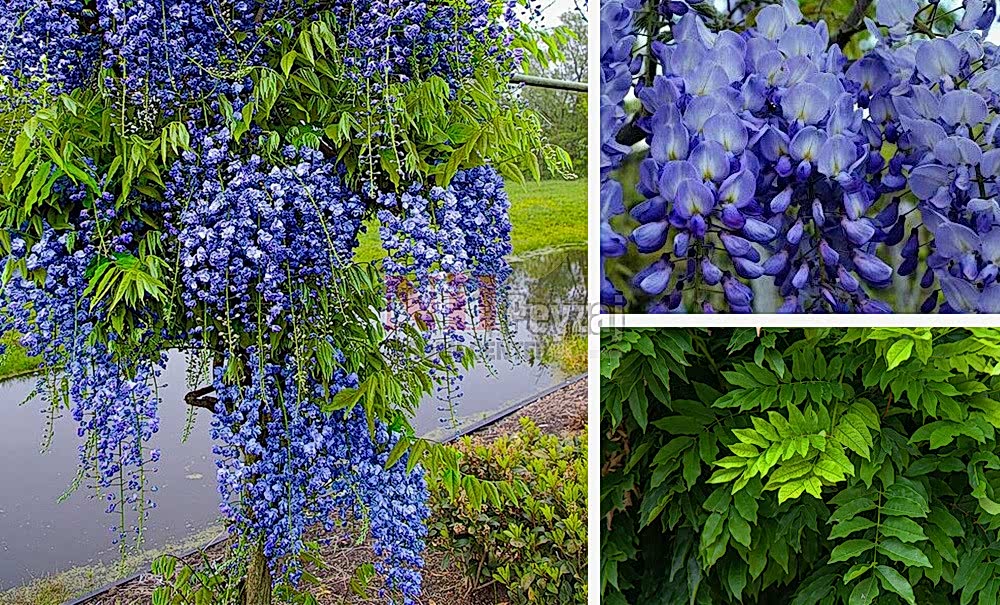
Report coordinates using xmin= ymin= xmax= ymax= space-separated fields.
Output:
xmin=0 ymin=246 xmax=586 ymax=589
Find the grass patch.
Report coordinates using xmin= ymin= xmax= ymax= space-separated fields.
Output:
xmin=542 ymin=333 xmax=588 ymax=376
xmin=0 ymin=331 xmax=42 ymax=382
xmin=354 ymin=178 xmax=587 ymax=263
xmin=0 ymin=525 xmax=225 ymax=605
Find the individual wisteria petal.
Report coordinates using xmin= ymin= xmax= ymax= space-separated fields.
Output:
xmin=721 ymin=204 xmax=747 ymax=229
xmin=908 ymin=164 xmax=952 ymax=200
xmin=960 ymin=0 xmax=998 ymax=31
xmin=790 ymin=127 xmax=828 ymax=162
xmin=731 ymin=256 xmax=763 ymax=279
xmin=853 ymin=251 xmax=893 ymax=284
xmin=778 ymin=25 xmax=825 ymax=58
xmin=817 ymin=136 xmax=858 ymax=177
xmin=841 ymin=218 xmax=876 ymax=245
xmin=633 ymin=258 xmax=674 ymax=296
xmin=701 ymin=258 xmax=723 ymax=285
xmin=631 ymin=196 xmax=668 ymax=223
xmin=902 ymin=229 xmax=920 ymax=258
xmin=940 ymin=90 xmax=988 ymax=126
xmin=791 ymin=263 xmax=810 ymax=289
xmin=811 ymin=200 xmax=826 ymax=227
xmin=743 ymin=218 xmax=777 ymax=242
xmin=762 ymin=250 xmax=789 ymax=275
xmin=933 ymin=136 xmax=982 ymax=167
xmin=934 ymin=222 xmax=981 ymax=258
xmin=982 ymin=149 xmax=1000 ymax=177
xmin=676 ymin=179 xmax=715 ymax=219
xmin=632 ymin=221 xmax=670 ymax=253
xmin=602 ymin=222 xmax=628 ymax=257
xmin=659 ymin=161 xmax=701 ymax=200
xmin=940 ymin=275 xmax=980 ymax=312
xmin=755 ymin=5 xmax=788 ymax=40
xmin=674 ymin=231 xmax=691 ymax=257
xmin=718 ymin=170 xmax=756 ymax=206
xmin=651 ymin=124 xmax=691 ymax=162
xmin=720 ymin=232 xmax=755 ymax=258
xmin=704 ymin=113 xmax=749 ymax=153
xmin=915 ymin=39 xmax=961 ymax=81
xmin=722 ymin=274 xmax=754 ymax=307
xmin=782 ymin=84 xmax=830 ymax=124
xmin=770 ymin=187 xmax=793 ymax=213
xmin=819 ymin=240 xmax=840 ymax=266
xmin=846 ymin=57 xmax=891 ymax=95
xmin=875 ymin=0 xmax=919 ymax=28
xmin=787 ymin=219 xmax=805 ymax=245
xmin=837 ymin=266 xmax=860 ymax=292
xmin=690 ymin=141 xmax=731 ymax=182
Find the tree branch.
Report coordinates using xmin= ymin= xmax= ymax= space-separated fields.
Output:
xmin=834 ymin=0 xmax=876 ymax=47
xmin=185 ymin=385 xmax=218 ymax=412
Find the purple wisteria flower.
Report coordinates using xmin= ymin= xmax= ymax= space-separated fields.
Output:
xmin=601 ymin=0 xmax=1000 ymax=314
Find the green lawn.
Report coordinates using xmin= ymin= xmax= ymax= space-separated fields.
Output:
xmin=0 ymin=331 xmax=42 ymax=382
xmin=354 ymin=178 xmax=587 ymax=262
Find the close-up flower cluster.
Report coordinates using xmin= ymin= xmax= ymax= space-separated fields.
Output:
xmin=601 ymin=0 xmax=1000 ymax=313
xmin=0 ymin=0 xmax=550 ymax=602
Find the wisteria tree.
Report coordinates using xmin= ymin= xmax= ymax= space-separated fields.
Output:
xmin=0 ymin=1 xmax=571 ymax=603
xmin=601 ymin=0 xmax=1000 ymax=313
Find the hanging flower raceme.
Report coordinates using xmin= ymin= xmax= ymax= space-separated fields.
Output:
xmin=378 ymin=165 xmax=513 ymax=421
xmin=601 ymin=0 xmax=1000 ymax=313
xmin=0 ymin=210 xmax=165 ymax=550
xmin=95 ymin=0 xmax=270 ymax=108
xmin=167 ymin=127 xmax=365 ymax=329
xmin=0 ymin=0 xmax=100 ymax=95
xmin=211 ymin=351 xmax=428 ymax=595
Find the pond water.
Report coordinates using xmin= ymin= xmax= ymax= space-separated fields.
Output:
xmin=0 ymin=247 xmax=586 ymax=590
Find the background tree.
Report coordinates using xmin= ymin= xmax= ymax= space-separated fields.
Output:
xmin=523 ymin=10 xmax=590 ymax=177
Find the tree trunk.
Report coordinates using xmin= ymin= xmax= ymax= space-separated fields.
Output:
xmin=243 ymin=541 xmax=272 ymax=605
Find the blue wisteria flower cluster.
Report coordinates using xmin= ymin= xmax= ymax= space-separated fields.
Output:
xmin=0 ymin=0 xmax=537 ymax=602
xmin=601 ymin=0 xmax=1000 ymax=313
xmin=0 ymin=203 xmax=166 ymax=552
xmin=0 ymin=0 xmax=99 ymax=96
xmin=378 ymin=166 xmax=513 ymax=416
xmin=96 ymin=0 xmax=266 ymax=108
xmin=331 ymin=0 xmax=524 ymax=87
xmin=168 ymin=127 xmax=366 ymax=327
xmin=211 ymin=352 xmax=428 ymax=596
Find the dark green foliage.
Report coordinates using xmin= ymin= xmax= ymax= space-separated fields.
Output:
xmin=427 ymin=418 xmax=587 ymax=604
xmin=602 ymin=328 xmax=1000 ymax=605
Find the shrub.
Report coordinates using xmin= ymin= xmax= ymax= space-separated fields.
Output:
xmin=602 ymin=328 xmax=1000 ymax=604
xmin=427 ymin=418 xmax=587 ymax=604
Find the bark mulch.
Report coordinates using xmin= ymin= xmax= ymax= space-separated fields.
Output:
xmin=76 ymin=376 xmax=588 ymax=605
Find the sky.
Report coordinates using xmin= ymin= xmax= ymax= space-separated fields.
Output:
xmin=538 ymin=0 xmax=587 ymax=23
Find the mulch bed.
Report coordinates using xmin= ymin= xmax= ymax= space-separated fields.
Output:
xmin=76 ymin=376 xmax=588 ymax=605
